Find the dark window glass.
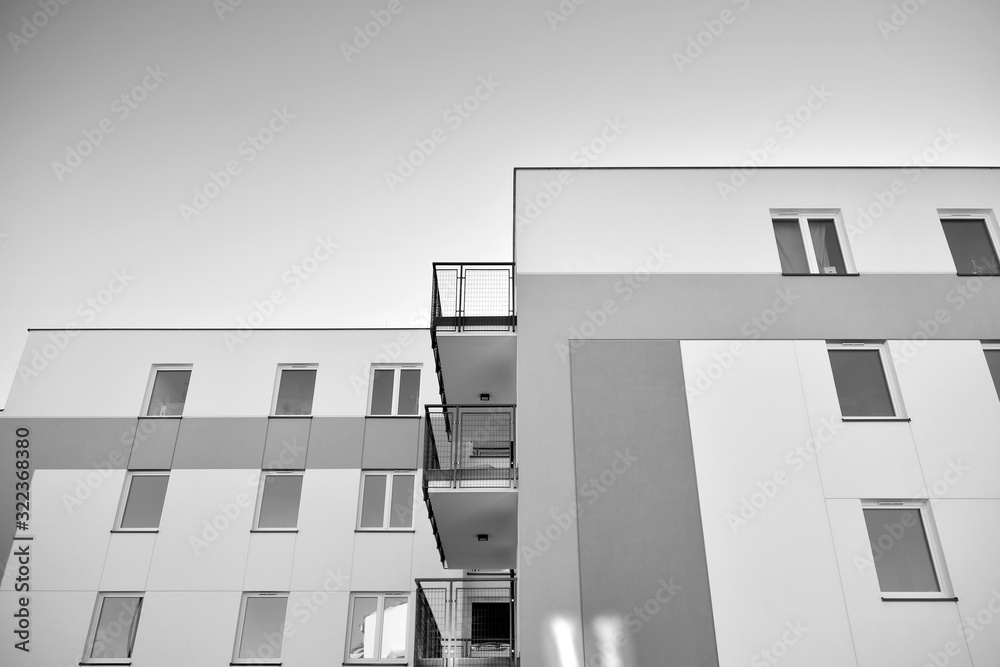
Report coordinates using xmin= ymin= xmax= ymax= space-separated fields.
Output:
xmin=120 ymin=474 xmax=169 ymax=529
xmin=984 ymin=349 xmax=1000 ymax=399
xmin=397 ymin=369 xmax=420 ymax=415
xmin=275 ymin=369 xmax=316 ymax=415
xmin=942 ymin=219 xmax=1000 ymax=275
xmin=772 ymin=220 xmax=809 ymax=274
xmin=864 ymin=508 xmax=940 ymax=593
xmin=147 ymin=370 xmax=190 ymax=416
xmin=237 ymin=596 xmax=288 ymax=660
xmin=257 ymin=474 xmax=303 ymax=529
xmin=809 ymin=219 xmax=847 ymax=274
xmin=829 ymin=349 xmax=895 ymax=417
xmin=370 ymin=369 xmax=394 ymax=415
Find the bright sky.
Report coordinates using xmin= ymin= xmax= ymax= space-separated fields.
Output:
xmin=1 ymin=0 xmax=998 ymax=407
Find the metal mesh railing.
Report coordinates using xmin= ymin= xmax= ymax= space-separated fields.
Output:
xmin=424 ymin=405 xmax=516 ymax=489
xmin=431 ymin=263 xmax=515 ymax=334
xmin=415 ymin=578 xmax=515 ymax=667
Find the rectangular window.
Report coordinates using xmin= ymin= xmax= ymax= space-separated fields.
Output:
xmin=83 ymin=593 xmax=143 ymax=663
xmin=114 ymin=472 xmax=169 ymax=531
xmin=143 ymin=366 xmax=191 ymax=416
xmin=772 ymin=211 xmax=853 ymax=275
xmin=827 ymin=342 xmax=904 ymax=418
xmin=984 ymin=344 xmax=1000 ymax=398
xmin=346 ymin=593 xmax=409 ymax=661
xmin=472 ymin=602 xmax=512 ymax=651
xmin=941 ymin=216 xmax=1000 ymax=275
xmin=253 ymin=472 xmax=303 ymax=530
xmin=233 ymin=592 xmax=288 ymax=663
xmin=368 ymin=366 xmax=421 ymax=416
xmin=863 ymin=501 xmax=952 ymax=599
xmin=358 ymin=471 xmax=414 ymax=530
xmin=272 ymin=365 xmax=317 ymax=416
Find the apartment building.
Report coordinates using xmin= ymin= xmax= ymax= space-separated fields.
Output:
xmin=0 ymin=328 xmax=500 ymax=666
xmin=3 ymin=166 xmax=1000 ymax=667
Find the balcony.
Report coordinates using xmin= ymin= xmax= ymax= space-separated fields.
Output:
xmin=415 ymin=577 xmax=516 ymax=667
xmin=431 ymin=263 xmax=516 ymax=405
xmin=422 ymin=405 xmax=517 ymax=570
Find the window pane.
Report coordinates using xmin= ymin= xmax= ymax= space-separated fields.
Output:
xmin=90 ymin=596 xmax=141 ymax=659
xmin=397 ymin=369 xmax=421 ymax=415
xmin=380 ymin=597 xmax=408 ymax=659
xmin=985 ymin=349 xmax=1000 ymax=398
xmin=472 ymin=602 xmax=511 ymax=643
xmin=349 ymin=596 xmax=378 ymax=659
xmin=237 ymin=596 xmax=288 ymax=660
xmin=120 ymin=475 xmax=169 ymax=529
xmin=389 ymin=474 xmax=414 ymax=528
xmin=257 ymin=475 xmax=303 ymax=529
xmin=275 ymin=369 xmax=316 ymax=415
xmin=147 ymin=370 xmax=190 ymax=416
xmin=809 ymin=219 xmax=847 ymax=274
xmin=371 ymin=369 xmax=394 ymax=415
xmin=864 ymin=508 xmax=940 ymax=593
xmin=942 ymin=219 xmax=1000 ymax=275
xmin=772 ymin=220 xmax=810 ymax=274
xmin=360 ymin=474 xmax=387 ymax=528
xmin=828 ymin=349 xmax=895 ymax=417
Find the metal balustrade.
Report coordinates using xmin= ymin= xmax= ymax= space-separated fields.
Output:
xmin=416 ymin=577 xmax=516 ymax=667
xmin=423 ymin=405 xmax=516 ymax=489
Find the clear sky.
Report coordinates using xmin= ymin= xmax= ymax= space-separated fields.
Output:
xmin=1 ymin=0 xmax=998 ymax=407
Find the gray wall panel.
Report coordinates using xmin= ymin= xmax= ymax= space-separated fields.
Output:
xmin=171 ymin=417 xmax=267 ymax=469
xmin=362 ymin=417 xmax=419 ymax=469
xmin=262 ymin=418 xmax=310 ymax=470
xmin=570 ymin=340 xmax=719 ymax=667
xmin=128 ymin=418 xmax=179 ymax=470
xmin=306 ymin=417 xmax=365 ymax=469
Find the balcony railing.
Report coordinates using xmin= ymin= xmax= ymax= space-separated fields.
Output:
xmin=424 ymin=405 xmax=516 ymax=489
xmin=415 ymin=577 xmax=516 ymax=667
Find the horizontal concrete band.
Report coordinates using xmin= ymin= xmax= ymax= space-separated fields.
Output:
xmin=0 ymin=416 xmax=423 ymax=471
xmin=519 ymin=273 xmax=1000 ymax=341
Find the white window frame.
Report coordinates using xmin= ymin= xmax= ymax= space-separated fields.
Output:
xmin=345 ymin=592 xmax=411 ymax=663
xmin=252 ymin=471 xmax=304 ymax=532
xmin=232 ymin=591 xmax=289 ymax=665
xmin=356 ymin=471 xmax=416 ymax=531
xmin=140 ymin=364 xmax=193 ymax=417
xmin=827 ymin=341 xmax=906 ymax=419
xmin=938 ymin=209 xmax=1000 ymax=276
xmin=270 ymin=364 xmax=318 ymax=416
xmin=861 ymin=500 xmax=954 ymax=600
xmin=771 ymin=209 xmax=856 ymax=275
xmin=367 ymin=364 xmax=422 ymax=416
xmin=113 ymin=471 xmax=169 ymax=532
xmin=82 ymin=592 xmax=144 ymax=664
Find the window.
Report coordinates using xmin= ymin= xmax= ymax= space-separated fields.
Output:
xmin=984 ymin=344 xmax=1000 ymax=398
xmin=114 ymin=472 xmax=169 ymax=531
xmin=346 ymin=593 xmax=409 ymax=661
xmin=233 ymin=593 xmax=288 ymax=664
xmin=369 ymin=366 xmax=421 ymax=416
xmin=358 ymin=471 xmax=414 ymax=530
xmin=771 ymin=211 xmax=853 ymax=275
xmin=272 ymin=365 xmax=317 ymax=416
xmin=471 ymin=602 xmax=512 ymax=654
xmin=82 ymin=593 xmax=143 ymax=663
xmin=863 ymin=501 xmax=952 ymax=599
xmin=143 ymin=366 xmax=191 ymax=416
xmin=253 ymin=472 xmax=303 ymax=531
xmin=827 ymin=342 xmax=904 ymax=418
xmin=941 ymin=215 xmax=1000 ymax=275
